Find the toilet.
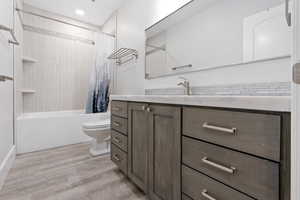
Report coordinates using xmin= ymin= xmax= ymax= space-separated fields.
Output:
xmin=82 ymin=119 xmax=111 ymax=156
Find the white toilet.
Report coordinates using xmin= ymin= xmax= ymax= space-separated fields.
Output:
xmin=82 ymin=119 xmax=111 ymax=156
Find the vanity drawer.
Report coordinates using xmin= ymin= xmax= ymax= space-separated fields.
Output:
xmin=111 ymin=101 xmax=128 ymax=118
xmin=111 ymin=116 xmax=128 ymax=135
xmin=182 ymin=165 xmax=254 ymax=200
xmin=183 ymin=107 xmax=281 ymax=161
xmin=182 ymin=137 xmax=279 ymax=200
xmin=111 ymin=130 xmax=128 ymax=152
xmin=111 ymin=144 xmax=127 ymax=174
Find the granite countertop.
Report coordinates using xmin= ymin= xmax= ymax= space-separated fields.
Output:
xmin=110 ymin=95 xmax=291 ymax=112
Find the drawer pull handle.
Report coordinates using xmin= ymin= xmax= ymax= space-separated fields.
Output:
xmin=203 ymin=122 xmax=236 ymax=134
xmin=113 ymin=154 xmax=121 ymax=161
xmin=113 ymin=137 xmax=121 ymax=144
xmin=201 ymin=189 xmax=217 ymax=200
xmin=146 ymin=107 xmax=152 ymax=112
xmin=113 ymin=122 xmax=121 ymax=127
xmin=112 ymin=107 xmax=121 ymax=111
xmin=202 ymin=157 xmax=236 ymax=174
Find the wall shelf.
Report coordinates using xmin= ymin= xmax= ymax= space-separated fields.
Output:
xmin=19 ymin=89 xmax=36 ymax=94
xmin=22 ymin=56 xmax=38 ymax=63
xmin=108 ymin=48 xmax=138 ymax=65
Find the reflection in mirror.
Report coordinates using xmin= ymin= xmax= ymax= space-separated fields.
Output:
xmin=145 ymin=0 xmax=292 ymax=79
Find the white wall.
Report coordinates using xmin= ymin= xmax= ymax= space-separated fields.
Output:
xmin=102 ymin=12 xmax=117 ymax=36
xmin=0 ymin=0 xmax=14 ymax=167
xmin=0 ymin=0 xmax=16 ymax=189
xmin=15 ymin=0 xmax=24 ymax=117
xmin=102 ymin=13 xmax=118 ymax=93
xmin=115 ymin=0 xmax=292 ymax=94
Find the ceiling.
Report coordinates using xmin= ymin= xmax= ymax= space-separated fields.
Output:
xmin=23 ymin=0 xmax=125 ymax=26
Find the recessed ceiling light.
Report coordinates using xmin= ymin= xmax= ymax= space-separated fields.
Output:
xmin=75 ymin=9 xmax=85 ymax=16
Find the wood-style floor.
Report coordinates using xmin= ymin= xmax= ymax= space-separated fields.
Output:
xmin=0 ymin=143 xmax=147 ymax=200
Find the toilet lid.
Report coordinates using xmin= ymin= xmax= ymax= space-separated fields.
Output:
xmin=83 ymin=120 xmax=110 ymax=130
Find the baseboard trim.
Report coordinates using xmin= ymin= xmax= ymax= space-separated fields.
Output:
xmin=0 ymin=146 xmax=16 ymax=191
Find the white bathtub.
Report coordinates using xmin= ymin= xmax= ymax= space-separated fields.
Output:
xmin=16 ymin=110 xmax=110 ymax=154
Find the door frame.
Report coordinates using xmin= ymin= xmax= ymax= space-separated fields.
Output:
xmin=292 ymin=0 xmax=300 ymax=199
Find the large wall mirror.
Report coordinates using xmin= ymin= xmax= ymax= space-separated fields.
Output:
xmin=145 ymin=0 xmax=292 ymax=79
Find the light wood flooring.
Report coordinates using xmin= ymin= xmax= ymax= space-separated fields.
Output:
xmin=0 ymin=143 xmax=147 ymax=200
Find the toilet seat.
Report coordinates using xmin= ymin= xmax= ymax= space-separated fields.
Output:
xmin=82 ymin=120 xmax=110 ymax=130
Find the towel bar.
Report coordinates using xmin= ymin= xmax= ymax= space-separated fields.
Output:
xmin=108 ymin=48 xmax=138 ymax=65
xmin=0 ymin=75 xmax=13 ymax=82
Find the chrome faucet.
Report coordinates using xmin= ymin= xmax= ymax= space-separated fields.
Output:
xmin=177 ymin=77 xmax=191 ymax=95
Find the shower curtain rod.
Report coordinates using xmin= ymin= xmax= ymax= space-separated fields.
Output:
xmin=23 ymin=24 xmax=96 ymax=45
xmin=16 ymin=8 xmax=115 ymax=38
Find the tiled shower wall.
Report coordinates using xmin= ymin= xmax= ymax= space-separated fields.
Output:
xmin=15 ymin=0 xmax=24 ymax=116
xmin=22 ymin=5 xmax=115 ymax=113
xmin=23 ymin=33 xmax=96 ymax=113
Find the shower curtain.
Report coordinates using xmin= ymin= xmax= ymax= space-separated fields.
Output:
xmin=86 ymin=33 xmax=114 ymax=113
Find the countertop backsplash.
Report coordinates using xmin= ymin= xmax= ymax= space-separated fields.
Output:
xmin=145 ymin=82 xmax=291 ymax=96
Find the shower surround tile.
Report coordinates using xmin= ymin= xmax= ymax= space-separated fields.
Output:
xmin=145 ymin=82 xmax=291 ymax=96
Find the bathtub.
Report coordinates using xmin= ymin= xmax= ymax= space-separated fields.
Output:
xmin=16 ymin=110 xmax=110 ymax=154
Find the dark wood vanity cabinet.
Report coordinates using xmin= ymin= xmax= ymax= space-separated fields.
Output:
xmin=128 ymin=103 xmax=149 ymax=193
xmin=127 ymin=103 xmax=181 ymax=199
xmin=111 ymin=100 xmax=290 ymax=200
xmin=148 ymin=105 xmax=181 ymax=200
xmin=111 ymin=101 xmax=129 ymax=175
xmin=181 ymin=107 xmax=290 ymax=200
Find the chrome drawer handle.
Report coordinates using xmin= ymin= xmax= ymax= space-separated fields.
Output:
xmin=201 ymin=189 xmax=216 ymax=200
xmin=202 ymin=157 xmax=236 ymax=174
xmin=113 ymin=154 xmax=120 ymax=161
xmin=113 ymin=122 xmax=121 ymax=127
xmin=203 ymin=122 xmax=236 ymax=134
xmin=113 ymin=137 xmax=121 ymax=144
xmin=146 ymin=107 xmax=151 ymax=112
xmin=112 ymin=107 xmax=121 ymax=111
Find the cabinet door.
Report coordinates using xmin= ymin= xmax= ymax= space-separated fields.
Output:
xmin=148 ymin=105 xmax=181 ymax=200
xmin=128 ymin=103 xmax=149 ymax=193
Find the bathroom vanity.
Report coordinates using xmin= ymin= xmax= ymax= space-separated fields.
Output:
xmin=109 ymin=1 xmax=293 ymax=198
xmin=110 ymin=95 xmax=291 ymax=200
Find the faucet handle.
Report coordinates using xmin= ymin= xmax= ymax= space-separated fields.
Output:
xmin=177 ymin=76 xmax=191 ymax=95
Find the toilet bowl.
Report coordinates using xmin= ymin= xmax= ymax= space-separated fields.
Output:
xmin=82 ymin=119 xmax=111 ymax=156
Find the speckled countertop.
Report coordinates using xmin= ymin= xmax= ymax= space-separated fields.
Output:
xmin=110 ymin=95 xmax=291 ymax=112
